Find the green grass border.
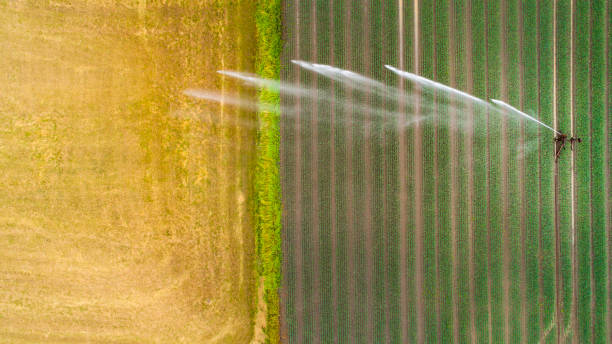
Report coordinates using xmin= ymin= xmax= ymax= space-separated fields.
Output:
xmin=254 ymin=0 xmax=282 ymax=343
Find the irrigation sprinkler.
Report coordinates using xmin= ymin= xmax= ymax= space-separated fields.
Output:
xmin=190 ymin=63 xmax=585 ymax=164
xmin=488 ymin=99 xmax=583 ymax=162
xmin=554 ymin=133 xmax=582 ymax=162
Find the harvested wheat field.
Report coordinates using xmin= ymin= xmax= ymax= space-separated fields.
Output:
xmin=0 ymin=0 xmax=260 ymax=342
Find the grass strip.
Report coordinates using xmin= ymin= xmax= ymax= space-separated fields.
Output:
xmin=254 ymin=0 xmax=282 ymax=342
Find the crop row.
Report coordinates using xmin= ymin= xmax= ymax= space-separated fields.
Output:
xmin=279 ymin=0 xmax=609 ymax=342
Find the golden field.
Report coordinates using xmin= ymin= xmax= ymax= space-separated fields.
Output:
xmin=0 ymin=0 xmax=259 ymax=342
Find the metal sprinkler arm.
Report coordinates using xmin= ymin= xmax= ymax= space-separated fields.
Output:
xmin=554 ymin=133 xmax=568 ymax=162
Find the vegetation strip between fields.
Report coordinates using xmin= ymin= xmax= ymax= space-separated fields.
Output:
xmin=254 ymin=0 xmax=282 ymax=342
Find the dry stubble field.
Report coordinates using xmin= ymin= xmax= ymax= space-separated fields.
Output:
xmin=0 ymin=0 xmax=259 ymax=342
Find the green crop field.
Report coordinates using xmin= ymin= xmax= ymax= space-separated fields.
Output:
xmin=279 ymin=0 xmax=610 ymax=342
